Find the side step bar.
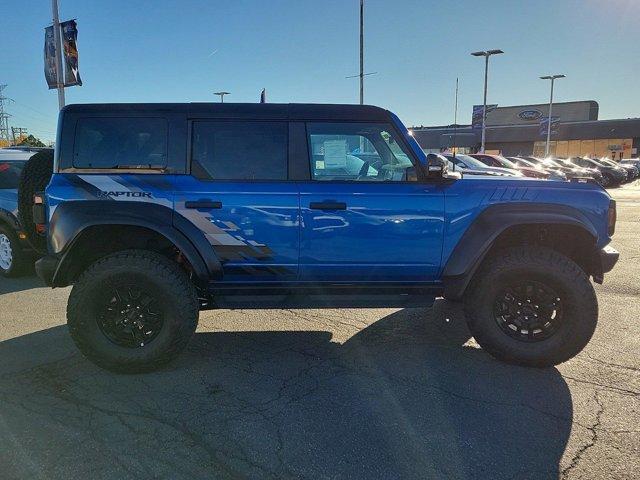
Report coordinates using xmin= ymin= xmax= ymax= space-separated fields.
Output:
xmin=209 ymin=293 xmax=436 ymax=310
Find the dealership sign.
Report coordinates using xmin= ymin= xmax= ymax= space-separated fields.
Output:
xmin=518 ymin=109 xmax=543 ymax=121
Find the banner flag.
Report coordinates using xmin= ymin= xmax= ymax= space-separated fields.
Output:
xmin=44 ymin=26 xmax=58 ymax=89
xmin=472 ymin=104 xmax=497 ymax=129
xmin=61 ymin=20 xmax=82 ymax=87
xmin=260 ymin=88 xmax=266 ymax=103
xmin=539 ymin=116 xmax=560 ymax=136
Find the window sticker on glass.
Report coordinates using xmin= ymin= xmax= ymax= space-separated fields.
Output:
xmin=323 ymin=140 xmax=348 ymax=168
xmin=316 ymin=160 xmax=325 ymax=170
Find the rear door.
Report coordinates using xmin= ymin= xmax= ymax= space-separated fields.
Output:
xmin=176 ymin=120 xmax=299 ymax=282
xmin=298 ymin=122 xmax=445 ymax=283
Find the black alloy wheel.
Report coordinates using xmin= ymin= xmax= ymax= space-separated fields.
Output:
xmin=97 ymin=285 xmax=164 ymax=348
xmin=493 ymin=281 xmax=563 ymax=342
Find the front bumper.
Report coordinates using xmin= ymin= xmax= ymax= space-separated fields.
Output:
xmin=35 ymin=254 xmax=59 ymax=287
xmin=599 ymin=245 xmax=619 ymax=273
xmin=592 ymin=245 xmax=619 ymax=283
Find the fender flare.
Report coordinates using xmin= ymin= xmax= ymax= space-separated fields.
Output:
xmin=442 ymin=203 xmax=598 ymax=299
xmin=0 ymin=208 xmax=20 ymax=231
xmin=49 ymin=201 xmax=222 ymax=285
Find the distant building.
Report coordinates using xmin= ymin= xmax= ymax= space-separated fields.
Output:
xmin=411 ymin=100 xmax=640 ymax=159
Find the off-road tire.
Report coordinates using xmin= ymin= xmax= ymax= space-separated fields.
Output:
xmin=464 ymin=246 xmax=598 ymax=367
xmin=17 ymin=150 xmax=54 ymax=252
xmin=67 ymin=250 xmax=199 ymax=373
xmin=0 ymin=225 xmax=28 ymax=277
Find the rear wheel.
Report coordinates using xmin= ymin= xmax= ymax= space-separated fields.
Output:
xmin=0 ymin=226 xmax=28 ymax=277
xmin=67 ymin=250 xmax=199 ymax=373
xmin=464 ymin=246 xmax=597 ymax=367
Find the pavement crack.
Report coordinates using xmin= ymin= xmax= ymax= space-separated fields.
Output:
xmin=561 ymin=390 xmax=604 ymax=479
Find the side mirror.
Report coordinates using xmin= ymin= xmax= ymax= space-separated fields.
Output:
xmin=426 ymin=153 xmax=448 ymax=178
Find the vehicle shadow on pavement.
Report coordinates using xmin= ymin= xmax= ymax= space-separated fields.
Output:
xmin=0 ymin=274 xmax=43 ymax=295
xmin=0 ymin=300 xmax=572 ymax=480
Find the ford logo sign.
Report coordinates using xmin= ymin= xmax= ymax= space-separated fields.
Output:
xmin=518 ymin=109 xmax=543 ymax=121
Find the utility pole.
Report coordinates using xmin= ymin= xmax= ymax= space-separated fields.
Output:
xmin=540 ymin=74 xmax=565 ymax=157
xmin=11 ymin=127 xmax=28 ymax=145
xmin=359 ymin=0 xmax=364 ymax=105
xmin=51 ymin=0 xmax=65 ymax=110
xmin=452 ymin=77 xmax=459 ymax=165
xmin=213 ymin=91 xmax=230 ymax=103
xmin=346 ymin=1 xmax=376 ymax=104
xmin=0 ymin=85 xmax=11 ymax=145
xmin=471 ymin=49 xmax=504 ymax=153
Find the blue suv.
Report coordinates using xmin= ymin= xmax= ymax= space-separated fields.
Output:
xmin=35 ymin=103 xmax=619 ymax=373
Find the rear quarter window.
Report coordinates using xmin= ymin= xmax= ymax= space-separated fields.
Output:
xmin=73 ymin=117 xmax=168 ymax=169
xmin=0 ymin=161 xmax=26 ymax=189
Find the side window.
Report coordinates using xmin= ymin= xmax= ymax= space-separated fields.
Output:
xmin=74 ymin=117 xmax=167 ymax=169
xmin=191 ymin=121 xmax=287 ymax=181
xmin=306 ymin=122 xmax=415 ymax=182
xmin=0 ymin=161 xmax=25 ymax=189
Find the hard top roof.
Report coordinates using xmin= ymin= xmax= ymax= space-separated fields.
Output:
xmin=61 ymin=103 xmax=393 ymax=121
xmin=0 ymin=149 xmax=44 ymax=161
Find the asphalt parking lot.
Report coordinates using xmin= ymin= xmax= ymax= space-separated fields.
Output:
xmin=0 ymin=183 xmax=638 ymax=480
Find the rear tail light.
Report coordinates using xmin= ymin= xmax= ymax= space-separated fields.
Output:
xmin=32 ymin=193 xmax=47 ymax=235
xmin=608 ymin=200 xmax=616 ymax=236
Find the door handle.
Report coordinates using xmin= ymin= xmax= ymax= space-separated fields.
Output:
xmin=309 ymin=201 xmax=347 ymax=210
xmin=185 ymin=200 xmax=222 ymax=209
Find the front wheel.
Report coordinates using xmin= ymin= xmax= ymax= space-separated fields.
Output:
xmin=67 ymin=250 xmax=199 ymax=373
xmin=0 ymin=226 xmax=28 ymax=277
xmin=464 ymin=246 xmax=597 ymax=367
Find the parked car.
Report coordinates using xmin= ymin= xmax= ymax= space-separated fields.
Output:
xmin=34 ymin=103 xmax=618 ymax=373
xmin=520 ymin=156 xmax=597 ymax=179
xmin=550 ymin=157 xmax=605 ymax=184
xmin=0 ymin=148 xmax=52 ymax=276
xmin=443 ymin=153 xmax=521 ymax=176
xmin=620 ymin=158 xmax=640 ymax=170
xmin=507 ymin=157 xmax=567 ymax=181
xmin=598 ymin=157 xmax=638 ymax=182
xmin=568 ymin=157 xmax=627 ymax=187
xmin=471 ymin=154 xmax=550 ymax=179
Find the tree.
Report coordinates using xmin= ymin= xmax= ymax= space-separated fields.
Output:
xmin=17 ymin=135 xmax=46 ymax=147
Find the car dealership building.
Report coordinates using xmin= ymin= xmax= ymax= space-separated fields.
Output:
xmin=411 ymin=100 xmax=640 ymax=159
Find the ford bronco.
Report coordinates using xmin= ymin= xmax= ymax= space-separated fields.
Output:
xmin=33 ymin=103 xmax=619 ymax=373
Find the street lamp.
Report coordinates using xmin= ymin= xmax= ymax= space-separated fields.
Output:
xmin=213 ymin=91 xmax=230 ymax=103
xmin=540 ymin=74 xmax=566 ymax=157
xmin=471 ymin=49 xmax=504 ymax=153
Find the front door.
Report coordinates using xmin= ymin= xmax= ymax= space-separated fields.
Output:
xmin=176 ymin=120 xmax=299 ymax=282
xmin=298 ymin=122 xmax=445 ymax=283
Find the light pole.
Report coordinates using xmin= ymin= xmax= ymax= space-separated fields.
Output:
xmin=51 ymin=0 xmax=65 ymax=110
xmin=471 ymin=49 xmax=503 ymax=153
xmin=346 ymin=0 xmax=376 ymax=104
xmin=540 ymin=74 xmax=565 ymax=157
xmin=214 ymin=91 xmax=230 ymax=103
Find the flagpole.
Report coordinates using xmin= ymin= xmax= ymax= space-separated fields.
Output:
xmin=51 ymin=0 xmax=65 ymax=110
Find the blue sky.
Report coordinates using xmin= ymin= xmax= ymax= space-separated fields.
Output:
xmin=2 ymin=0 xmax=639 ymax=142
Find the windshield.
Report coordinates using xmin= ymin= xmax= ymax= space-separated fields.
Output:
xmin=515 ymin=158 xmax=537 ymax=168
xmin=541 ymin=158 xmax=562 ymax=168
xmin=599 ymin=158 xmax=618 ymax=167
xmin=0 ymin=161 xmax=26 ymax=189
xmin=448 ymin=154 xmax=488 ymax=169
xmin=494 ymin=156 xmax=517 ymax=168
